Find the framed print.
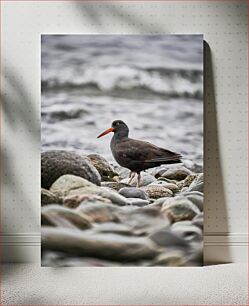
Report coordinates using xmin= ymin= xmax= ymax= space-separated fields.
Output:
xmin=41 ymin=34 xmax=203 ymax=267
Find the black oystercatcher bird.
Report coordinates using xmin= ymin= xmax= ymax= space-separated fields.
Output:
xmin=97 ymin=120 xmax=182 ymax=187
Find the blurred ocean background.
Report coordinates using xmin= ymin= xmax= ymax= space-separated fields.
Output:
xmin=41 ymin=35 xmax=203 ymax=166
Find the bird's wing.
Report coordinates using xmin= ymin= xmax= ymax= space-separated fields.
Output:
xmin=116 ymin=138 xmax=181 ymax=163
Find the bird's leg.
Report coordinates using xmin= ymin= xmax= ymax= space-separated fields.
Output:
xmin=136 ymin=173 xmax=141 ymax=188
xmin=128 ymin=172 xmax=135 ymax=185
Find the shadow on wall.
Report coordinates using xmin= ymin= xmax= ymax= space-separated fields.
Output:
xmin=74 ymin=2 xmax=164 ymax=33
xmin=203 ymin=41 xmax=231 ymax=264
xmin=2 ymin=67 xmax=38 ymax=137
xmin=2 ymin=67 xmax=39 ymax=267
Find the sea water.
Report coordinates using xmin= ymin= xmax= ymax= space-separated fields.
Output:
xmin=41 ymin=35 xmax=203 ymax=166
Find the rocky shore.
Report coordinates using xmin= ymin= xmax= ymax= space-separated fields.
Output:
xmin=41 ymin=150 xmax=203 ymax=267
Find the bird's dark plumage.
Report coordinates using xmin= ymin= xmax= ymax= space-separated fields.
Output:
xmin=98 ymin=120 xmax=182 ymax=175
xmin=111 ymin=137 xmax=181 ymax=173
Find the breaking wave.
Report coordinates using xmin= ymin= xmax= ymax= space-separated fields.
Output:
xmin=42 ymin=65 xmax=203 ymax=100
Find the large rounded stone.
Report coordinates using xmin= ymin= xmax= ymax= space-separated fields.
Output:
xmin=149 ymin=228 xmax=188 ymax=247
xmin=50 ymin=174 xmax=96 ymax=198
xmin=87 ymin=154 xmax=117 ymax=181
xmin=176 ymin=174 xmax=197 ymax=189
xmin=161 ymin=196 xmax=200 ymax=222
xmin=97 ymin=188 xmax=130 ymax=206
xmin=61 ymin=183 xmax=130 ymax=206
xmin=65 ymin=187 xmax=129 ymax=206
xmin=119 ymin=207 xmax=170 ymax=235
xmin=128 ymin=198 xmax=150 ymax=207
xmin=76 ymin=202 xmax=121 ymax=223
xmin=183 ymin=191 xmax=203 ymax=211
xmin=42 ymin=226 xmax=159 ymax=261
xmin=41 ymin=150 xmax=101 ymax=189
xmin=41 ymin=205 xmax=92 ymax=230
xmin=151 ymin=250 xmax=186 ymax=266
xmin=41 ymin=188 xmax=62 ymax=206
xmin=188 ymin=181 xmax=204 ymax=192
xmin=149 ymin=181 xmax=179 ymax=193
xmin=63 ymin=194 xmax=111 ymax=208
xmin=119 ymin=187 xmax=148 ymax=200
xmin=161 ymin=166 xmax=192 ymax=181
xmin=142 ymin=185 xmax=173 ymax=199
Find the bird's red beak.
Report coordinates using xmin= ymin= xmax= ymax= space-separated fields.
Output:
xmin=97 ymin=127 xmax=115 ymax=138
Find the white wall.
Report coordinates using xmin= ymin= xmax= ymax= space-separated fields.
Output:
xmin=1 ymin=1 xmax=248 ymax=263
